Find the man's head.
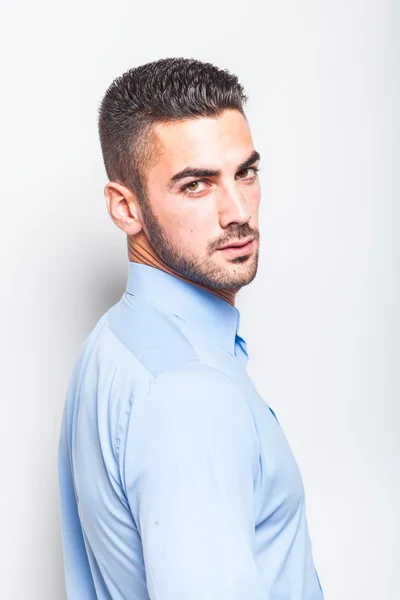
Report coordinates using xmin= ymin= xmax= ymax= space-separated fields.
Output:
xmin=99 ymin=57 xmax=261 ymax=291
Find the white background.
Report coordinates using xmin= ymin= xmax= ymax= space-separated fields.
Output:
xmin=1 ymin=1 xmax=399 ymax=598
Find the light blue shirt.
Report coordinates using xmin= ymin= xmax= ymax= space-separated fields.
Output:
xmin=58 ymin=262 xmax=324 ymax=599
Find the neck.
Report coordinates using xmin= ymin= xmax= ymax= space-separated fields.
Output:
xmin=127 ymin=231 xmax=237 ymax=307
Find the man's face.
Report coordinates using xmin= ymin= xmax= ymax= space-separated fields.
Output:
xmin=138 ymin=109 xmax=261 ymax=291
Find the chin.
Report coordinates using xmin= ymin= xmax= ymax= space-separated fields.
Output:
xmin=210 ymin=256 xmax=259 ymax=290
xmin=228 ymin=270 xmax=258 ymax=289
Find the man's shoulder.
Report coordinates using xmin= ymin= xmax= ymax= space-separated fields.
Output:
xmin=72 ymin=295 xmax=241 ymax=401
xmin=95 ymin=295 xmax=198 ymax=379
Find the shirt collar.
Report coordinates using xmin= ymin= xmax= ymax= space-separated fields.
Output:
xmin=125 ymin=262 xmax=242 ymax=356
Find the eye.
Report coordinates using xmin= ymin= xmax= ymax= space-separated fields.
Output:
xmin=182 ymin=180 xmax=208 ymax=195
xmin=236 ymin=166 xmax=259 ymax=180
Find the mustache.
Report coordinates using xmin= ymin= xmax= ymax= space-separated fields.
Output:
xmin=210 ymin=223 xmax=260 ymax=252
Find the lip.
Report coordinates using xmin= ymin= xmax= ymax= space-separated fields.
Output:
xmin=218 ymin=238 xmax=255 ymax=257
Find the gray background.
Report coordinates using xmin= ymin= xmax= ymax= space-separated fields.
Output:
xmin=1 ymin=0 xmax=399 ymax=598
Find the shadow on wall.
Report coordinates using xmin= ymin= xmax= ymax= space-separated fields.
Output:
xmin=62 ymin=248 xmax=127 ymax=347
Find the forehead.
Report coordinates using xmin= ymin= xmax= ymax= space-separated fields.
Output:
xmin=151 ymin=109 xmax=254 ymax=173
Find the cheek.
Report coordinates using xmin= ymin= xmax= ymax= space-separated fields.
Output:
xmin=247 ymin=185 xmax=261 ymax=217
xmin=160 ymin=207 xmax=212 ymax=250
xmin=178 ymin=218 xmax=211 ymax=247
xmin=169 ymin=199 xmax=215 ymax=240
xmin=249 ymin=181 xmax=261 ymax=205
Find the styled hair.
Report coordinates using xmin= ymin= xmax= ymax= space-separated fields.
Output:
xmin=98 ymin=57 xmax=248 ymax=202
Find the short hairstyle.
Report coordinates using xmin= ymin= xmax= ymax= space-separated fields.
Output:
xmin=98 ymin=57 xmax=248 ymax=202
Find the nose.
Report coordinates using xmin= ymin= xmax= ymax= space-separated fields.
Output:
xmin=218 ymin=182 xmax=251 ymax=229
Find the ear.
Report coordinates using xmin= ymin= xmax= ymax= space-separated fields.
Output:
xmin=104 ymin=181 xmax=143 ymax=236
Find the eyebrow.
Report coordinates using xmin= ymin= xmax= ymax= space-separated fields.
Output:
xmin=168 ymin=150 xmax=261 ymax=190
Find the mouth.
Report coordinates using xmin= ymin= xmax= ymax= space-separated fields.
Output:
xmin=217 ymin=238 xmax=255 ymax=257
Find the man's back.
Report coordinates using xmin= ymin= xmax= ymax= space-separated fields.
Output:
xmin=59 ymin=262 xmax=324 ymax=599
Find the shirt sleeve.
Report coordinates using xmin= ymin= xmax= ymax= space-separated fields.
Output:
xmin=58 ymin=407 xmax=98 ymax=599
xmin=122 ymin=363 xmax=265 ymax=600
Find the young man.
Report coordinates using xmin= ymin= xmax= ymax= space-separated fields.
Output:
xmin=58 ymin=57 xmax=324 ymax=599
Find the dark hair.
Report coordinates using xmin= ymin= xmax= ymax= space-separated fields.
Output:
xmin=98 ymin=57 xmax=248 ymax=202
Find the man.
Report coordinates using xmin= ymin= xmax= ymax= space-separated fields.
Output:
xmin=58 ymin=57 xmax=324 ymax=599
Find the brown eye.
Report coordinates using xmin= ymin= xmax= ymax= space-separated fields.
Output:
xmin=237 ymin=167 xmax=258 ymax=180
xmin=181 ymin=180 xmax=208 ymax=195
